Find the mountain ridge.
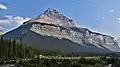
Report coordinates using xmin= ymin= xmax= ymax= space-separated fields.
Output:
xmin=24 ymin=8 xmax=76 ymax=27
xmin=2 ymin=8 xmax=120 ymax=54
xmin=24 ymin=8 xmax=115 ymax=37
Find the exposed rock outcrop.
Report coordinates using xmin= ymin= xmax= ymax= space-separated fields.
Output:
xmin=2 ymin=8 xmax=120 ymax=54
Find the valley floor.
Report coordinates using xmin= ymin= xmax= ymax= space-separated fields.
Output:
xmin=0 ymin=56 xmax=119 ymax=67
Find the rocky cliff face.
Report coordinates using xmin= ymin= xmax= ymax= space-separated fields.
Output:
xmin=25 ymin=8 xmax=75 ymax=27
xmin=2 ymin=8 xmax=120 ymax=53
xmin=30 ymin=22 xmax=119 ymax=52
xmin=117 ymin=38 xmax=120 ymax=47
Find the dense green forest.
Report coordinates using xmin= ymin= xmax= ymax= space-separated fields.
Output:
xmin=0 ymin=37 xmax=119 ymax=67
xmin=0 ymin=37 xmax=64 ymax=61
xmin=0 ymin=37 xmax=35 ymax=60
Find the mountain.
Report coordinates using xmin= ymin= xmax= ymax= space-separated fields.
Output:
xmin=2 ymin=8 xmax=120 ymax=55
xmin=24 ymin=8 xmax=75 ymax=27
xmin=117 ymin=37 xmax=120 ymax=47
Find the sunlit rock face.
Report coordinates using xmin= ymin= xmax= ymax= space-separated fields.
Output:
xmin=3 ymin=8 xmax=120 ymax=53
xmin=117 ymin=38 xmax=120 ymax=47
xmin=25 ymin=8 xmax=75 ymax=27
xmin=30 ymin=23 xmax=119 ymax=52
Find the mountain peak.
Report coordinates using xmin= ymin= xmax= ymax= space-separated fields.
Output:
xmin=44 ymin=8 xmax=59 ymax=15
xmin=26 ymin=8 xmax=76 ymax=27
xmin=43 ymin=8 xmax=73 ymax=22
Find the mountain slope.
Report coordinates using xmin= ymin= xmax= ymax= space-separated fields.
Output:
xmin=2 ymin=22 xmax=110 ymax=54
xmin=2 ymin=8 xmax=120 ymax=54
xmin=117 ymin=37 xmax=120 ymax=47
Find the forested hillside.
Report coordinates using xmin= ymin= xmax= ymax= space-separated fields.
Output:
xmin=0 ymin=37 xmax=64 ymax=61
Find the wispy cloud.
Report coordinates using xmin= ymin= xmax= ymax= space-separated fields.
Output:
xmin=0 ymin=20 xmax=9 ymax=23
xmin=0 ymin=16 xmax=30 ymax=32
xmin=0 ymin=4 xmax=7 ymax=10
xmin=116 ymin=17 xmax=120 ymax=23
xmin=109 ymin=9 xmax=115 ymax=13
xmin=0 ymin=19 xmax=10 ymax=32
xmin=101 ymin=17 xmax=105 ymax=19
xmin=5 ymin=16 xmax=30 ymax=25
xmin=0 ymin=20 xmax=5 ymax=33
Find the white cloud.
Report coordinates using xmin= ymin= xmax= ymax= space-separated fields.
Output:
xmin=101 ymin=17 xmax=105 ymax=19
xmin=0 ymin=4 xmax=7 ymax=10
xmin=0 ymin=16 xmax=30 ymax=32
xmin=5 ymin=16 xmax=30 ymax=25
xmin=0 ymin=20 xmax=5 ymax=33
xmin=0 ymin=19 xmax=10 ymax=31
xmin=0 ymin=20 xmax=10 ymax=23
xmin=109 ymin=9 xmax=115 ymax=13
xmin=116 ymin=17 xmax=120 ymax=23
xmin=116 ymin=17 xmax=120 ymax=20
xmin=0 ymin=25 xmax=4 ymax=30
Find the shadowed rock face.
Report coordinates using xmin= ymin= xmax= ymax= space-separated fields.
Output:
xmin=2 ymin=8 xmax=120 ymax=54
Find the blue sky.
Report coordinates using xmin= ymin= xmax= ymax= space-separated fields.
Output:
xmin=0 ymin=0 xmax=120 ymax=38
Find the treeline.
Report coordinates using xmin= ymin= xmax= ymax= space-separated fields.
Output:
xmin=0 ymin=37 xmax=64 ymax=61
xmin=17 ymin=57 xmax=105 ymax=67
xmin=0 ymin=37 xmax=37 ymax=60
